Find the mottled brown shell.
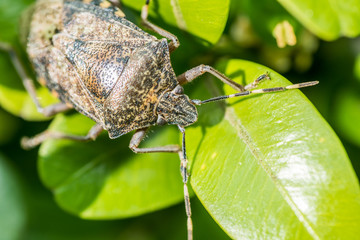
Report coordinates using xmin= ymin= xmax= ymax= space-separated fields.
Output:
xmin=27 ymin=0 xmax=179 ymax=138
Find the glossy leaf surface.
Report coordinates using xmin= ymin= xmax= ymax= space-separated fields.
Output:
xmin=38 ymin=113 xmax=184 ymax=218
xmin=186 ymin=59 xmax=360 ymax=239
xmin=122 ymin=0 xmax=230 ymax=44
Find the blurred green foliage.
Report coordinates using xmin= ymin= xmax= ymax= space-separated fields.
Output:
xmin=1 ymin=0 xmax=360 ymax=239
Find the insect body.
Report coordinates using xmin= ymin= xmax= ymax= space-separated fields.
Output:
xmin=27 ymin=0 xmax=196 ymax=138
xmin=0 ymin=0 xmax=318 ymax=239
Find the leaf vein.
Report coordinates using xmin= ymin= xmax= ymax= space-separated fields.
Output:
xmin=224 ymin=107 xmax=320 ymax=240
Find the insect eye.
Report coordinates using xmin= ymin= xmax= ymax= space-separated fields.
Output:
xmin=173 ymin=85 xmax=184 ymax=95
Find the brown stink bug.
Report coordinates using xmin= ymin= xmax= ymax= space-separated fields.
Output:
xmin=0 ymin=0 xmax=318 ymax=239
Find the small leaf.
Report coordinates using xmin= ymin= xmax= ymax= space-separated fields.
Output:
xmin=186 ymin=59 xmax=360 ymax=239
xmin=0 ymin=153 xmax=26 ymax=240
xmin=278 ymin=0 xmax=360 ymax=40
xmin=38 ymin=113 xmax=184 ymax=219
xmin=122 ymin=0 xmax=230 ymax=45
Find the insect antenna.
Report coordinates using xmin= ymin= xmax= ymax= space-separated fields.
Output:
xmin=191 ymin=81 xmax=319 ymax=105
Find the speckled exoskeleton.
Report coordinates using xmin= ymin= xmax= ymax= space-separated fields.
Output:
xmin=0 ymin=0 xmax=318 ymax=239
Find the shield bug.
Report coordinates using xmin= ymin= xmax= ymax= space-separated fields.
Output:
xmin=0 ymin=0 xmax=318 ymax=239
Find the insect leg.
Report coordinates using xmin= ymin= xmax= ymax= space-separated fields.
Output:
xmin=129 ymin=127 xmax=193 ymax=240
xmin=108 ymin=0 xmax=120 ymax=7
xmin=177 ymin=64 xmax=245 ymax=92
xmin=244 ymin=72 xmax=271 ymax=91
xmin=21 ymin=123 xmax=103 ymax=150
xmin=0 ymin=43 xmax=72 ymax=117
xmin=129 ymin=128 xmax=180 ymax=153
xmin=191 ymin=81 xmax=319 ymax=105
xmin=141 ymin=0 xmax=180 ymax=53
xmin=178 ymin=126 xmax=193 ymax=240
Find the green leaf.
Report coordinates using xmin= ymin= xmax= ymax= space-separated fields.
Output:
xmin=0 ymin=153 xmax=26 ymax=240
xmin=0 ymin=0 xmax=34 ymax=42
xmin=122 ymin=0 xmax=230 ymax=45
xmin=278 ymin=0 xmax=360 ymax=40
xmin=38 ymin=113 xmax=184 ymax=219
xmin=333 ymin=88 xmax=360 ymax=147
xmin=186 ymin=59 xmax=360 ymax=239
xmin=0 ymin=52 xmax=58 ymax=120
